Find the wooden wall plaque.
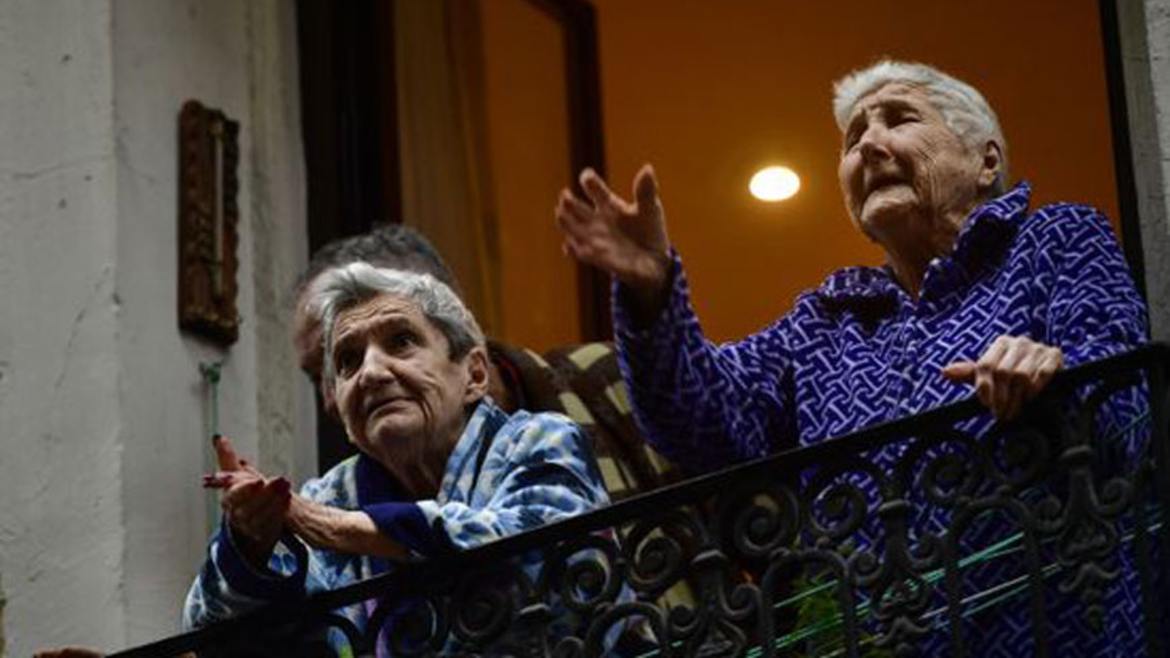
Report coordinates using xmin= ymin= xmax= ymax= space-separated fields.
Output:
xmin=178 ymin=100 xmax=240 ymax=346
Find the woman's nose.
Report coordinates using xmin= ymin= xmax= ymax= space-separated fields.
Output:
xmin=858 ymin=125 xmax=890 ymax=163
xmin=356 ymin=346 xmax=395 ymax=387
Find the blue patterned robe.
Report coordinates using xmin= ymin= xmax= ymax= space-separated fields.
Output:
xmin=614 ymin=183 xmax=1149 ymax=656
xmin=182 ymin=399 xmax=609 ymax=654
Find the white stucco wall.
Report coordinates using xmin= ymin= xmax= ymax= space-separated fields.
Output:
xmin=0 ymin=1 xmax=126 ymax=653
xmin=1119 ymin=0 xmax=1170 ymax=337
xmin=0 ymin=0 xmax=311 ymax=654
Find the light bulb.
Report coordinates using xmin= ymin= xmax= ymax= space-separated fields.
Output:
xmin=749 ymin=166 xmax=800 ymax=202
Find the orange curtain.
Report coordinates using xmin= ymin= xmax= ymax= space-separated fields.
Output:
xmin=393 ymin=0 xmax=501 ymax=335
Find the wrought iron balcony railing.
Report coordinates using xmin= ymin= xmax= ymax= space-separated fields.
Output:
xmin=111 ymin=344 xmax=1170 ymax=658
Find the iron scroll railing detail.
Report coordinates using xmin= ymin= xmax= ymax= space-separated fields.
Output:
xmin=111 ymin=344 xmax=1170 ymax=658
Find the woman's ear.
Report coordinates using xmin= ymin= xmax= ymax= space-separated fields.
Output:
xmin=462 ymin=346 xmax=490 ymax=404
xmin=322 ymin=376 xmax=341 ymax=419
xmin=977 ymin=140 xmax=1004 ymax=192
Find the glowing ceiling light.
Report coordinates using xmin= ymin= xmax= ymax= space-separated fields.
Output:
xmin=749 ymin=166 xmax=800 ymax=202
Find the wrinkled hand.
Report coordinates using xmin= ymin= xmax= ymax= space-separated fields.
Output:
xmin=556 ymin=164 xmax=671 ymax=305
xmin=34 ymin=648 xmax=194 ymax=658
xmin=942 ymin=335 xmax=1064 ymax=420
xmin=203 ymin=435 xmax=291 ymax=568
xmin=33 ymin=648 xmax=105 ymax=658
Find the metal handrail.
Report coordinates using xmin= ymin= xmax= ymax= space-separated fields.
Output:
xmin=110 ymin=343 xmax=1170 ymax=658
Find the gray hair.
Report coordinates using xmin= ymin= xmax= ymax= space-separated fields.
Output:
xmin=308 ymin=261 xmax=485 ymax=383
xmin=832 ymin=59 xmax=1009 ymax=194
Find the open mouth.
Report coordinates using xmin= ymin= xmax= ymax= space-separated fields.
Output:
xmin=865 ymin=174 xmax=905 ymax=197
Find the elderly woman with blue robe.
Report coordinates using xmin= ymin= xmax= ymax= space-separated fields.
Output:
xmin=556 ymin=59 xmax=1148 ymax=656
xmin=183 ymin=263 xmax=610 ymax=654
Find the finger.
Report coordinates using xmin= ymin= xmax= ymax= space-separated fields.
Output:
xmin=555 ymin=192 xmax=595 ymax=237
xmin=213 ymin=435 xmax=242 ymax=472
xmin=941 ymin=361 xmax=976 ymax=382
xmin=222 ymin=478 xmax=265 ymax=515
xmin=561 ymin=229 xmax=604 ymax=266
xmin=977 ymin=335 xmax=1011 ymax=371
xmin=559 ymin=188 xmax=595 ymax=223
xmin=252 ymin=479 xmax=293 ymax=526
xmin=1011 ymin=345 xmax=1046 ymax=397
xmin=999 ymin=376 xmax=1026 ymax=420
xmin=991 ymin=369 xmax=1016 ymax=419
xmin=263 ymin=483 xmax=294 ymax=530
xmin=555 ymin=208 xmax=578 ymax=245
xmin=269 ymin=476 xmax=292 ymax=496
xmin=995 ymin=337 xmax=1028 ymax=373
xmin=234 ymin=479 xmax=287 ymax=517
xmin=245 ymin=482 xmax=292 ymax=535
xmin=219 ymin=473 xmax=264 ymax=503
xmin=228 ymin=483 xmax=285 ymax=537
xmin=211 ymin=467 xmax=261 ymax=488
xmin=991 ymin=339 xmax=1027 ymax=417
xmin=202 ymin=472 xmax=235 ymax=489
xmin=1028 ymin=349 xmax=1063 ymax=395
xmin=974 ymin=337 xmax=1009 ymax=409
xmin=974 ymin=367 xmax=993 ymax=408
xmin=579 ymin=168 xmax=622 ymax=212
xmin=633 ymin=164 xmax=659 ymax=211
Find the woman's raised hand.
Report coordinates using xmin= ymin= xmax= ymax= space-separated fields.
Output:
xmin=204 ymin=435 xmax=292 ymax=569
xmin=556 ymin=164 xmax=672 ymax=312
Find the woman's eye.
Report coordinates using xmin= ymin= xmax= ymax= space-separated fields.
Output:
xmin=892 ymin=112 xmax=918 ymax=127
xmin=334 ymin=348 xmax=360 ymax=376
xmin=388 ymin=331 xmax=418 ymax=350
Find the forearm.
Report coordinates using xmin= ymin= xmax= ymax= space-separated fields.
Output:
xmin=287 ymin=496 xmax=408 ymax=560
xmin=613 ymin=253 xmax=788 ymax=469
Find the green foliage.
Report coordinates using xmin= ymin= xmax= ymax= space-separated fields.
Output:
xmin=787 ymin=571 xmax=893 ymax=658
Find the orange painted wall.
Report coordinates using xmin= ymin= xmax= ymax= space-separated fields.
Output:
xmin=481 ymin=0 xmax=580 ymax=351
xmin=591 ymin=0 xmax=1119 ymax=342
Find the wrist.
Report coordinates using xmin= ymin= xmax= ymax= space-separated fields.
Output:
xmin=229 ymin=523 xmax=279 ymax=571
xmin=622 ymin=250 xmax=672 ymax=327
xmin=288 ymin=496 xmax=366 ymax=553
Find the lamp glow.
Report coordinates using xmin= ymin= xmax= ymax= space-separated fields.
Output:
xmin=749 ymin=166 xmax=800 ymax=202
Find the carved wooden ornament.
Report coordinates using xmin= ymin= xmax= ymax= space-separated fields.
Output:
xmin=178 ymin=100 xmax=240 ymax=346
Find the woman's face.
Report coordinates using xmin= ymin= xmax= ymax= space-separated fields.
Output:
xmin=330 ymin=293 xmax=487 ymax=468
xmin=837 ymin=83 xmax=991 ymax=249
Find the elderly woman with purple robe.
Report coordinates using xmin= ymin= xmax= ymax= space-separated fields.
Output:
xmin=556 ymin=60 xmax=1149 ymax=656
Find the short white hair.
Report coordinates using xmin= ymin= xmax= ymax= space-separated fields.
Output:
xmin=833 ymin=59 xmax=1009 ymax=194
xmin=308 ymin=262 xmax=485 ymax=384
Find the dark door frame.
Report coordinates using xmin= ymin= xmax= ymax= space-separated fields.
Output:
xmin=1099 ymin=0 xmax=1146 ymax=298
xmin=296 ymin=0 xmax=401 ymax=472
xmin=295 ymin=0 xmax=608 ymax=472
xmin=530 ymin=0 xmax=613 ymax=341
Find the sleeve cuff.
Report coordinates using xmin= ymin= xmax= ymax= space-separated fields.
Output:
xmin=612 ymin=248 xmax=683 ymax=342
xmin=214 ymin=521 xmax=307 ymax=600
xmin=362 ymin=501 xmax=450 ymax=557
